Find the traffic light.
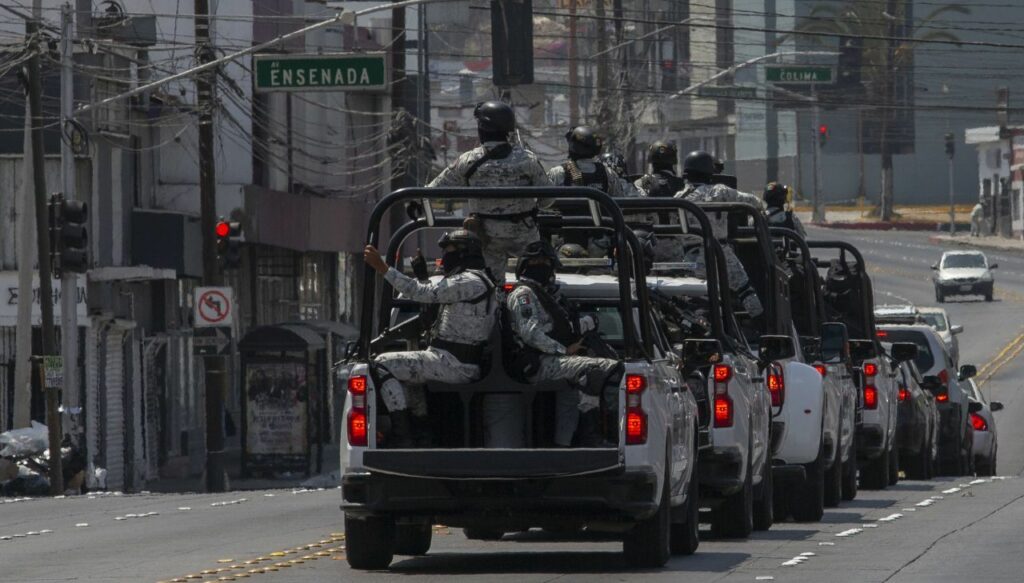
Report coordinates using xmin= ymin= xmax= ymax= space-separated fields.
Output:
xmin=838 ymin=38 xmax=863 ymax=88
xmin=944 ymin=132 xmax=955 ymax=158
xmin=48 ymin=193 xmax=88 ymax=276
xmin=215 ymin=218 xmax=242 ymax=270
xmin=818 ymin=124 xmax=829 ymax=148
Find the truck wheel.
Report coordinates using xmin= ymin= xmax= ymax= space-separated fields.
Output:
xmin=463 ymin=528 xmax=504 ymax=541
xmin=670 ymin=455 xmax=700 ymax=556
xmin=862 ymin=448 xmax=890 ymax=490
xmin=888 ymin=447 xmax=900 ymax=486
xmin=841 ymin=440 xmax=858 ymax=501
xmin=394 ymin=523 xmax=432 ymax=556
xmin=344 ymin=513 xmax=395 ymax=570
xmin=985 ymin=289 xmax=994 ymax=302
xmin=753 ymin=462 xmax=773 ymax=531
xmin=623 ymin=460 xmax=672 ymax=567
xmin=711 ymin=465 xmax=753 ymax=539
xmin=793 ymin=445 xmax=826 ymax=522
xmin=823 ymin=442 xmax=842 ymax=508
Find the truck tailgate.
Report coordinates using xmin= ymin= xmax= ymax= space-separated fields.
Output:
xmin=362 ymin=448 xmax=622 ymax=479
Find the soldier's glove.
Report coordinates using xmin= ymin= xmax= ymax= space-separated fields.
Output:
xmin=578 ymin=314 xmax=599 ymax=334
xmin=411 ymin=251 xmax=430 ymax=281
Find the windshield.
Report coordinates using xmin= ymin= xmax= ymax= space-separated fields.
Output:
xmin=880 ymin=330 xmax=936 ymax=372
xmin=920 ymin=313 xmax=948 ymax=331
xmin=942 ymin=254 xmax=986 ymax=269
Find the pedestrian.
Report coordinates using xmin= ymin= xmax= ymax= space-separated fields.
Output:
xmin=364 ymin=229 xmax=496 ymax=447
xmin=971 ymin=202 xmax=984 ymax=237
xmin=763 ymin=181 xmax=807 ymax=238
xmin=547 ymin=126 xmax=623 ymax=196
xmin=506 ymin=241 xmax=622 ymax=447
xmin=427 ymin=101 xmax=551 ymax=283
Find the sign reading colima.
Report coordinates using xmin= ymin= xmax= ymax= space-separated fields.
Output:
xmin=253 ymin=53 xmax=388 ymax=93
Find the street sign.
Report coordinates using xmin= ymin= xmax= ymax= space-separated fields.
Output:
xmin=697 ymin=85 xmax=758 ymax=100
xmin=765 ymin=65 xmax=835 ymax=85
xmin=194 ymin=287 xmax=234 ymax=328
xmin=43 ymin=355 xmax=62 ymax=389
xmin=253 ymin=53 xmax=388 ymax=93
xmin=193 ymin=327 xmax=231 ymax=356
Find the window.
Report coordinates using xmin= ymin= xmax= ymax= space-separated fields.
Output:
xmin=879 ymin=330 xmax=935 ymax=373
xmin=942 ymin=254 xmax=986 ymax=269
xmin=919 ymin=313 xmax=947 ymax=332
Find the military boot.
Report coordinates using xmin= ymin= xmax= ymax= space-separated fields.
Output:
xmin=388 ymin=410 xmax=416 ymax=448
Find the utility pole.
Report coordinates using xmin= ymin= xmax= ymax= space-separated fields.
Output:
xmin=946 ymin=132 xmax=956 ymax=236
xmin=27 ymin=3 xmax=62 ymax=493
xmin=59 ymin=2 xmax=79 ymax=440
xmin=594 ymin=0 xmax=609 ymax=125
xmin=568 ymin=1 xmax=578 ymax=126
xmin=195 ymin=0 xmax=226 ymax=492
xmin=811 ymin=86 xmax=823 ymax=223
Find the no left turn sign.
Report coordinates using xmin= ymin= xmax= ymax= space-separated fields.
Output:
xmin=195 ymin=287 xmax=234 ymax=327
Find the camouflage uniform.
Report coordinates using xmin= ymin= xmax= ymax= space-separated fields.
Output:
xmin=374 ymin=267 xmax=496 ymax=414
xmin=627 ymin=171 xmax=690 ymax=262
xmin=507 ymin=282 xmax=619 ymax=447
xmin=428 ymin=141 xmax=552 ymax=282
xmin=547 ymin=158 xmax=625 ymax=197
xmin=766 ymin=207 xmax=807 ymax=239
xmin=678 ymin=182 xmax=766 ymax=317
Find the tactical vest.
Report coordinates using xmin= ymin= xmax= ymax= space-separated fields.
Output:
xmin=428 ymin=269 xmax=495 ymax=363
xmin=517 ymin=280 xmax=579 ymax=347
xmin=561 ymin=161 xmax=610 ymax=192
xmin=642 ymin=171 xmax=687 ymax=198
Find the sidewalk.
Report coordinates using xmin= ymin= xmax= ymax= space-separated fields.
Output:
xmin=795 ymin=205 xmax=971 ymax=231
xmin=929 ymin=233 xmax=1024 ymax=254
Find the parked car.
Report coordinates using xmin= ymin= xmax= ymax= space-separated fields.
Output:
xmin=917 ymin=307 xmax=963 ymax=367
xmin=877 ymin=324 xmax=974 ymax=475
xmin=963 ymin=378 xmax=1001 ymax=476
xmin=891 ymin=355 xmax=938 ymax=480
xmin=932 ymin=250 xmax=997 ymax=302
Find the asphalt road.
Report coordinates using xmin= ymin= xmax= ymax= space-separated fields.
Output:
xmin=3 ymin=228 xmax=1023 ymax=583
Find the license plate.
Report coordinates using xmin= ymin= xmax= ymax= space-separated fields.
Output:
xmin=960 ymin=285 xmax=972 ymax=292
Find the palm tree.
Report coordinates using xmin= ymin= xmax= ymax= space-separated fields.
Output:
xmin=783 ymin=1 xmax=969 ymax=221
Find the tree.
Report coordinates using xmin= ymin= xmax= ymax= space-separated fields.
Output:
xmin=783 ymin=1 xmax=969 ymax=220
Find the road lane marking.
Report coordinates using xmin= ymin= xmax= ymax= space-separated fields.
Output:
xmin=157 ymin=533 xmax=346 ymax=583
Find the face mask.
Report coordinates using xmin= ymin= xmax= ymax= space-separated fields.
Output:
xmin=440 ymin=251 xmax=461 ymax=274
xmin=522 ymin=264 xmax=554 ymax=285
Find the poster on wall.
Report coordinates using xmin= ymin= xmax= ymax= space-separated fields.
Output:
xmin=244 ymin=362 xmax=308 ymax=472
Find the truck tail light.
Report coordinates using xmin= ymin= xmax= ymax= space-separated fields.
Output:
xmin=898 ymin=385 xmax=909 ymax=402
xmin=938 ymin=368 xmax=949 ymax=387
xmin=863 ymin=362 xmax=878 ymax=377
xmin=813 ymin=364 xmax=827 ymax=377
xmin=935 ymin=392 xmax=949 ymax=403
xmin=864 ymin=385 xmax=878 ymax=409
xmin=347 ymin=374 xmax=370 ymax=446
xmin=625 ymin=374 xmax=648 ymax=445
xmin=970 ymin=412 xmax=988 ymax=431
xmin=767 ymin=363 xmax=785 ymax=407
xmin=712 ymin=364 xmax=733 ymax=427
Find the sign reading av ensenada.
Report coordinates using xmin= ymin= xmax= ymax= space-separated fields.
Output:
xmin=254 ymin=53 xmax=388 ymax=93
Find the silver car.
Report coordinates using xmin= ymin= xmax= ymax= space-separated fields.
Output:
xmin=932 ymin=250 xmax=997 ymax=302
xmin=963 ymin=378 xmax=1002 ymax=476
xmin=916 ymin=307 xmax=963 ymax=366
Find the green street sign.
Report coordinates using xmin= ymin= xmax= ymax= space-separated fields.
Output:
xmin=254 ymin=53 xmax=388 ymax=93
xmin=697 ymin=85 xmax=758 ymax=100
xmin=765 ymin=65 xmax=835 ymax=85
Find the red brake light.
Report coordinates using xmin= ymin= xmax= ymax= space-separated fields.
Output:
xmin=347 ymin=410 xmax=368 ymax=446
xmin=626 ymin=410 xmax=648 ymax=444
xmin=864 ymin=385 xmax=878 ymax=409
xmin=767 ymin=366 xmax=785 ymax=407
xmin=936 ymin=393 xmax=949 ymax=403
xmin=863 ymin=362 xmax=878 ymax=377
xmin=813 ymin=364 xmax=827 ymax=377
xmin=502 ymin=283 xmax=515 ymax=293
xmin=714 ymin=395 xmax=734 ymax=427
xmin=348 ymin=375 xmax=367 ymax=394
xmin=877 ymin=330 xmax=888 ymax=339
xmin=938 ymin=368 xmax=949 ymax=386
xmin=898 ymin=386 xmax=909 ymax=402
xmin=625 ymin=374 xmax=647 ymax=394
xmin=713 ymin=364 xmax=732 ymax=383
xmin=970 ymin=412 xmax=988 ymax=431
xmin=215 ymin=221 xmax=230 ymax=238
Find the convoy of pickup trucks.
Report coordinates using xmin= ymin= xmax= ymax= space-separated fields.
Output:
xmin=338 ymin=187 xmax=986 ymax=570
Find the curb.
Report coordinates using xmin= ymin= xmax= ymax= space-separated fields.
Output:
xmin=928 ymin=235 xmax=1024 ymax=255
xmin=810 ymin=221 xmax=949 ymax=231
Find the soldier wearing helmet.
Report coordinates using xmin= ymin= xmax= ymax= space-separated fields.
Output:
xmin=427 ymin=101 xmax=552 ymax=283
xmin=547 ymin=126 xmax=623 ymax=196
xmin=634 ymin=141 xmax=687 ymax=198
xmin=363 ymin=230 xmax=497 ymax=447
xmin=600 ymin=151 xmax=642 ymax=196
xmin=763 ymin=182 xmax=806 ymax=238
xmin=504 ymin=241 xmax=622 ymax=447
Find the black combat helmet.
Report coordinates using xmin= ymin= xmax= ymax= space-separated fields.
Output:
xmin=566 ymin=126 xmax=603 ymax=160
xmin=557 ymin=243 xmax=590 ymax=259
xmin=600 ymin=152 xmax=628 ymax=176
xmin=474 ymin=101 xmax=516 ymax=141
xmin=764 ymin=182 xmax=790 ymax=208
xmin=648 ymin=141 xmax=678 ymax=170
xmin=515 ymin=240 xmax=562 ymax=282
xmin=682 ymin=150 xmax=716 ymax=182
xmin=438 ymin=229 xmax=484 ymax=257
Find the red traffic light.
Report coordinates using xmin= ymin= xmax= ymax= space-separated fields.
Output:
xmin=215 ymin=221 xmax=230 ymax=238
xmin=818 ymin=125 xmax=828 ymax=135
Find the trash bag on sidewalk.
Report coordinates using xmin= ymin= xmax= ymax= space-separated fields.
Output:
xmin=0 ymin=421 xmax=49 ymax=457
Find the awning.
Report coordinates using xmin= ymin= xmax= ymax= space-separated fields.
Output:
xmin=238 ymin=324 xmax=325 ymax=352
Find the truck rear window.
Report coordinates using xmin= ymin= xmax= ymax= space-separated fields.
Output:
xmin=879 ymin=330 xmax=935 ymax=372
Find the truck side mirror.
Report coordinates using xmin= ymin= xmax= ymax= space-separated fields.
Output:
xmin=950 ymin=324 xmax=964 ymax=335
xmin=991 ymin=263 xmax=999 ymax=269
xmin=921 ymin=375 xmax=946 ymax=397
xmin=968 ymin=401 xmax=983 ymax=414
xmin=890 ymin=342 xmax=918 ymax=363
xmin=759 ymin=335 xmax=796 ymax=363
xmin=959 ymin=364 xmax=977 ymax=381
xmin=820 ymin=322 xmax=850 ymax=364
xmin=931 ymin=263 xmax=939 ymax=270
xmin=990 ymin=401 xmax=1004 ymax=412
xmin=849 ymin=339 xmax=877 ymax=363
xmin=682 ymin=338 xmax=723 ymax=365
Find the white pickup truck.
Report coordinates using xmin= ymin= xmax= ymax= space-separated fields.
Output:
xmin=341 ymin=188 xmax=700 ymax=570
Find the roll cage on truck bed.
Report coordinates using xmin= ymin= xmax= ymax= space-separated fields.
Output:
xmin=341 ymin=187 xmax=731 ymax=569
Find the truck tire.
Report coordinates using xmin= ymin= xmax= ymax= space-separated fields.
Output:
xmin=623 ymin=457 xmax=672 ymax=567
xmin=936 ymin=288 xmax=944 ymax=303
xmin=394 ymin=523 xmax=432 ymax=556
xmin=841 ymin=440 xmax=858 ymax=501
xmin=463 ymin=528 xmax=504 ymax=541
xmin=753 ymin=461 xmax=773 ymax=531
xmin=670 ymin=454 xmax=700 ymax=556
xmin=823 ymin=441 xmax=842 ymax=508
xmin=711 ymin=464 xmax=753 ymax=539
xmin=344 ymin=513 xmax=395 ymax=570
xmin=888 ymin=446 xmax=900 ymax=486
xmin=794 ymin=445 xmax=826 ymax=522
xmin=861 ymin=448 xmax=890 ymax=490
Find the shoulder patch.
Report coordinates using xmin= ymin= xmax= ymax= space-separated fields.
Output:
xmin=518 ymin=295 xmax=531 ymax=305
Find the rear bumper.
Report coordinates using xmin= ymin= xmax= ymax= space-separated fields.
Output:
xmin=341 ymin=467 xmax=659 ymax=526
xmin=699 ymin=446 xmax=744 ymax=496
xmin=856 ymin=424 xmax=886 ymax=460
xmin=936 ymin=281 xmax=991 ymax=295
